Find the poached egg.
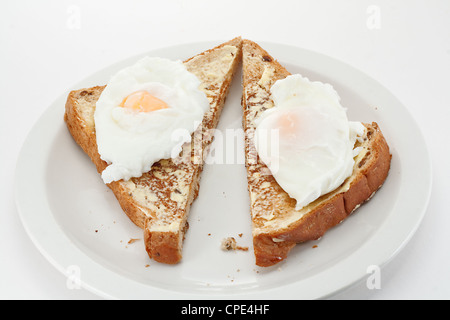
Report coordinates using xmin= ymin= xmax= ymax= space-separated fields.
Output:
xmin=254 ymin=74 xmax=365 ymax=210
xmin=94 ymin=57 xmax=209 ymax=184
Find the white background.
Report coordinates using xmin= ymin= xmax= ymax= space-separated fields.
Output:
xmin=1 ymin=0 xmax=449 ymax=300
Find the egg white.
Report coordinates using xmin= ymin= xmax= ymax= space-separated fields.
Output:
xmin=254 ymin=74 xmax=365 ymax=210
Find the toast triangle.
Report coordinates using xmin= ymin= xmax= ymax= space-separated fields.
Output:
xmin=64 ymin=37 xmax=242 ymax=264
xmin=241 ymin=39 xmax=391 ymax=267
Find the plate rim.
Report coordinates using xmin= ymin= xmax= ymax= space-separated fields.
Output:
xmin=14 ymin=40 xmax=432 ymax=300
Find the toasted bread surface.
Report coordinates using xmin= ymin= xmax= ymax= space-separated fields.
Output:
xmin=65 ymin=37 xmax=243 ymax=264
xmin=241 ymin=39 xmax=391 ymax=267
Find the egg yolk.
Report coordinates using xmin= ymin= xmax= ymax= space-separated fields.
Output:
xmin=277 ymin=112 xmax=301 ymax=139
xmin=120 ymin=91 xmax=169 ymax=112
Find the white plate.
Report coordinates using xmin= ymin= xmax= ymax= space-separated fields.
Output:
xmin=15 ymin=41 xmax=432 ymax=300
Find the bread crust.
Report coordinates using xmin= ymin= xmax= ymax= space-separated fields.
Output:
xmin=64 ymin=86 xmax=150 ymax=229
xmin=64 ymin=37 xmax=243 ymax=264
xmin=241 ymin=39 xmax=392 ymax=267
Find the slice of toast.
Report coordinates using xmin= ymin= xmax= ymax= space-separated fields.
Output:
xmin=64 ymin=37 xmax=242 ymax=264
xmin=241 ymin=39 xmax=391 ymax=267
